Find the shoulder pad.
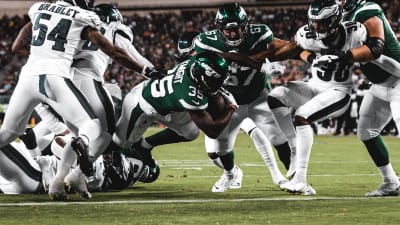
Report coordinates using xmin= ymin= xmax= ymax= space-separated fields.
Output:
xmin=114 ymin=23 xmax=134 ymax=42
xmin=75 ymin=9 xmax=102 ymax=29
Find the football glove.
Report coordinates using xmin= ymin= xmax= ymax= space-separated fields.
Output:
xmin=219 ymin=87 xmax=238 ymax=110
xmin=260 ymin=59 xmax=285 ymax=77
xmin=142 ymin=66 xmax=166 ymax=79
xmin=312 ymin=55 xmax=339 ymax=68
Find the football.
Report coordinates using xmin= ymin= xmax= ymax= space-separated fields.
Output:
xmin=206 ymin=94 xmax=227 ymax=117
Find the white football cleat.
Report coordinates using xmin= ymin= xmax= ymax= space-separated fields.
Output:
xmin=65 ymin=169 xmax=92 ymax=199
xmin=48 ymin=179 xmax=67 ymax=201
xmin=365 ymin=183 xmax=400 ymax=197
xmin=212 ymin=166 xmax=243 ymax=192
xmin=229 ymin=166 xmax=243 ymax=189
xmin=36 ymin=155 xmax=57 ymax=192
xmin=281 ymin=181 xmax=316 ymax=196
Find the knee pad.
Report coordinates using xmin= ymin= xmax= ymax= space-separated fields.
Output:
xmin=357 ymin=127 xmax=380 ymax=141
xmin=181 ymin=127 xmax=200 ymax=141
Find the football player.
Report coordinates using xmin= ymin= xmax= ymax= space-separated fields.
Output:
xmin=112 ymin=51 xmax=238 ymax=168
xmin=8 ymin=0 xmax=149 ymax=200
xmin=0 ymin=138 xmax=159 ymax=194
xmin=194 ymin=3 xmax=290 ymax=192
xmin=339 ymin=0 xmax=400 ymax=197
xmin=267 ymin=0 xmax=369 ymax=195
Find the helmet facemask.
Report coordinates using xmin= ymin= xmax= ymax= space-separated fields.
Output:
xmin=308 ymin=0 xmax=342 ymax=40
xmin=215 ymin=3 xmax=249 ymax=47
xmin=342 ymin=0 xmax=365 ymax=16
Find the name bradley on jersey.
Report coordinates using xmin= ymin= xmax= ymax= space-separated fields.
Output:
xmin=38 ymin=3 xmax=80 ymax=18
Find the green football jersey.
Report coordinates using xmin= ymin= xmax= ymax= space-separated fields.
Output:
xmin=343 ymin=1 xmax=400 ymax=83
xmin=195 ymin=24 xmax=273 ymax=104
xmin=141 ymin=59 xmax=208 ymax=115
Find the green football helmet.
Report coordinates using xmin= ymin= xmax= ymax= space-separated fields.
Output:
xmin=190 ymin=51 xmax=229 ymax=96
xmin=94 ymin=4 xmax=123 ymax=23
xmin=215 ymin=3 xmax=249 ymax=47
xmin=176 ymin=31 xmax=199 ymax=62
xmin=138 ymin=164 xmax=160 ymax=183
xmin=341 ymin=0 xmax=366 ymax=15
xmin=308 ymin=0 xmax=342 ymax=40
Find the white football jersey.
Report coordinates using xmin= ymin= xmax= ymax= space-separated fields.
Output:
xmin=20 ymin=1 xmax=101 ymax=79
xmin=295 ymin=21 xmax=367 ymax=87
xmin=73 ymin=21 xmax=153 ymax=82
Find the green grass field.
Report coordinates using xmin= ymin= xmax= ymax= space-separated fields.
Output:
xmin=0 ymin=129 xmax=399 ymax=225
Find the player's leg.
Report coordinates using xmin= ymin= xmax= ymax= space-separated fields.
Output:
xmin=286 ymin=88 xmax=350 ymax=195
xmin=44 ymin=76 xmax=102 ymax=200
xmin=112 ymin=85 xmax=155 ymax=167
xmin=0 ymin=142 xmax=43 ymax=194
xmin=267 ymin=81 xmax=314 ymax=178
xmin=77 ymin=79 xmax=116 ymax=159
xmin=142 ymin=112 xmax=199 ymax=148
xmin=358 ymin=88 xmax=400 ymax=197
xmin=205 ymin=108 xmax=243 ymax=192
xmin=0 ymin=76 xmax=41 ymax=148
xmin=246 ymin=93 xmax=289 ymax=187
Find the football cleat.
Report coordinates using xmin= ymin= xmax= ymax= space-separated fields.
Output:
xmin=71 ymin=137 xmax=94 ymax=177
xmin=229 ymin=166 xmax=243 ymax=189
xmin=48 ymin=179 xmax=67 ymax=201
xmin=365 ymin=183 xmax=400 ymax=197
xmin=65 ymin=169 xmax=92 ymax=199
xmin=36 ymin=156 xmax=57 ymax=192
xmin=281 ymin=181 xmax=317 ymax=196
xmin=212 ymin=166 xmax=243 ymax=192
xmin=132 ymin=141 xmax=155 ymax=168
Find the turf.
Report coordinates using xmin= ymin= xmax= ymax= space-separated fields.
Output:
xmin=0 ymin=129 xmax=399 ymax=225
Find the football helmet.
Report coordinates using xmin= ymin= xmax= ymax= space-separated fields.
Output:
xmin=215 ymin=3 xmax=249 ymax=47
xmin=63 ymin=0 xmax=95 ymax=10
xmin=138 ymin=164 xmax=160 ymax=183
xmin=190 ymin=51 xmax=229 ymax=96
xmin=94 ymin=4 xmax=123 ymax=24
xmin=341 ymin=0 xmax=365 ymax=15
xmin=307 ymin=0 xmax=342 ymax=40
xmin=176 ymin=31 xmax=199 ymax=62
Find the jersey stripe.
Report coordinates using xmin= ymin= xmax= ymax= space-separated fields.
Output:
xmin=2 ymin=144 xmax=42 ymax=182
xmin=64 ymin=78 xmax=97 ymax=119
xmin=93 ymin=80 xmax=116 ymax=134
xmin=250 ymin=30 xmax=272 ymax=50
xmin=179 ymin=99 xmax=207 ymax=110
xmin=308 ymin=94 xmax=351 ymax=122
xmin=194 ymin=39 xmax=223 ymax=53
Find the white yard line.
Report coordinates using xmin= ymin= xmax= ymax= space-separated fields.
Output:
xmin=0 ymin=196 xmax=391 ymax=207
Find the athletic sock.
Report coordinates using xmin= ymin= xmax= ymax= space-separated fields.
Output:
xmin=145 ymin=128 xmax=190 ymax=147
xmin=220 ymin=151 xmax=235 ymax=171
xmin=363 ymin=135 xmax=389 ymax=167
xmin=293 ymin=125 xmax=313 ymax=184
xmin=378 ymin=163 xmax=400 ymax=184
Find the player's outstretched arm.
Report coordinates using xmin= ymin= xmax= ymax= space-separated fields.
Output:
xmin=83 ymin=26 xmax=143 ymax=73
xmin=11 ymin=21 xmax=32 ymax=54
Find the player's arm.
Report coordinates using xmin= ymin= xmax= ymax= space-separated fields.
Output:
xmin=189 ymin=95 xmax=236 ymax=139
xmin=11 ymin=21 xmax=32 ymax=55
xmin=82 ymin=26 xmax=143 ymax=73
xmin=352 ymin=16 xmax=385 ymax=61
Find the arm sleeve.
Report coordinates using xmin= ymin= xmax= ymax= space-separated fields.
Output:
xmin=114 ymin=32 xmax=154 ymax=68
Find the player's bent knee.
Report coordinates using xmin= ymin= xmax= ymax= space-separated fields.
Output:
xmin=357 ymin=128 xmax=380 ymax=141
xmin=182 ymin=128 xmax=200 ymax=141
xmin=0 ymin=129 xmax=20 ymax=147
xmin=208 ymin=152 xmax=219 ymax=159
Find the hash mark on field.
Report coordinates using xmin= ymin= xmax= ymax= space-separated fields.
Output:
xmin=0 ymin=196 xmax=394 ymax=207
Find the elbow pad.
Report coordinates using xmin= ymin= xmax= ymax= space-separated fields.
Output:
xmin=365 ymin=37 xmax=384 ymax=59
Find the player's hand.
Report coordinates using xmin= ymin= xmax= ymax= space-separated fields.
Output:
xmin=219 ymin=87 xmax=238 ymax=110
xmin=142 ymin=66 xmax=166 ymax=79
xmin=312 ymin=55 xmax=339 ymax=68
xmin=260 ymin=58 xmax=285 ymax=77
